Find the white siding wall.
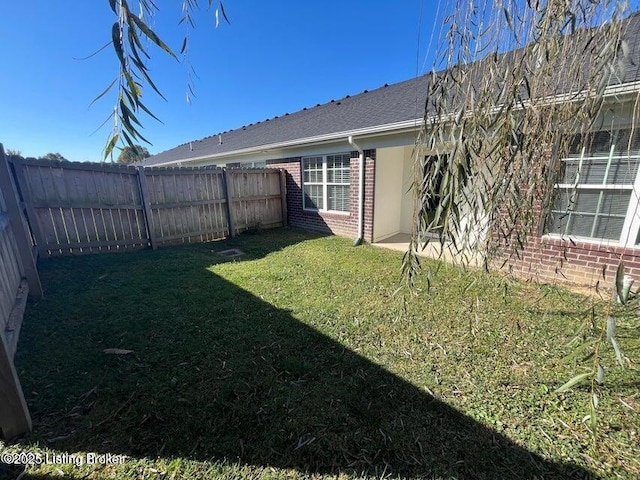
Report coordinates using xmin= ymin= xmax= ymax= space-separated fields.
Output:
xmin=399 ymin=147 xmax=414 ymax=234
xmin=373 ymin=146 xmax=408 ymax=242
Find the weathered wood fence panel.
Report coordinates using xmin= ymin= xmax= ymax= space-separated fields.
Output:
xmin=143 ymin=167 xmax=229 ymax=246
xmin=229 ymin=169 xmax=285 ymax=234
xmin=0 ymin=213 xmax=23 ymax=349
xmin=9 ymin=159 xmax=286 ymax=256
xmin=0 ymin=145 xmax=42 ymax=440
xmin=11 ymin=158 xmax=149 ymax=256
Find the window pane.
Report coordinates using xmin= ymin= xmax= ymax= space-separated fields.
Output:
xmin=327 ymin=166 xmax=350 ymax=184
xmin=561 ymin=159 xmax=581 ymax=184
xmin=548 ymin=210 xmax=570 ymax=235
xmin=613 ymin=128 xmax=640 ymax=154
xmin=552 ymin=190 xmax=601 ymax=214
xmin=327 ymin=154 xmax=351 ymax=183
xmin=573 ymin=190 xmax=601 ymax=213
xmin=600 ymin=191 xmax=632 ymax=216
xmin=568 ymin=135 xmax=584 ymax=155
xmin=581 ymin=159 xmax=609 ymax=184
xmin=587 ymin=131 xmax=613 ymax=155
xmin=303 ymin=157 xmax=323 ymax=183
xmin=304 ymin=184 xmax=323 ymax=210
xmin=594 ymin=216 xmax=625 ymax=240
xmin=569 ymin=213 xmax=596 ymax=237
xmin=562 ymin=190 xmax=631 ymax=218
xmin=560 ymin=157 xmax=640 ymax=186
xmin=608 ymin=158 xmax=640 ymax=184
xmin=553 ymin=190 xmax=572 ymax=211
xmin=327 ymin=153 xmax=351 ymax=164
xmin=569 ymin=129 xmax=640 ymax=156
xmin=560 ymin=157 xmax=610 ymax=185
xmin=327 ymin=185 xmax=350 ymax=212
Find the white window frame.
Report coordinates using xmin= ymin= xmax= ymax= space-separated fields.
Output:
xmin=547 ymin=131 xmax=640 ymax=248
xmin=302 ymin=154 xmax=351 ymax=214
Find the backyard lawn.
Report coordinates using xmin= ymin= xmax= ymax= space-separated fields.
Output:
xmin=1 ymin=228 xmax=638 ymax=479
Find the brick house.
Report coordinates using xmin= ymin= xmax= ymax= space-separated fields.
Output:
xmin=142 ymin=14 xmax=640 ymax=288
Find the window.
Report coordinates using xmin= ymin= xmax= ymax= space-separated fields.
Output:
xmin=547 ymin=128 xmax=640 ymax=245
xmin=302 ymin=153 xmax=351 ymax=212
xmin=239 ymin=161 xmax=267 ymax=169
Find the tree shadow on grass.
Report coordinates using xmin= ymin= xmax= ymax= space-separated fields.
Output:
xmin=13 ymin=229 xmax=594 ymax=479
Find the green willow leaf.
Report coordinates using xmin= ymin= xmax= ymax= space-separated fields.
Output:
xmin=606 ymin=316 xmax=616 ymax=342
xmin=128 ymin=13 xmax=178 ymax=60
xmin=89 ymin=77 xmax=118 ymax=108
xmin=555 ymin=372 xmax=592 ymax=393
xmin=611 ymin=337 xmax=625 ymax=368
xmin=111 ymin=22 xmax=127 ymax=69
xmin=596 ymin=364 xmax=604 ymax=384
xmin=104 ymin=133 xmax=119 ymax=160
xmin=615 ymin=260 xmax=625 ymax=304
xmin=218 ymin=1 xmax=231 ymax=24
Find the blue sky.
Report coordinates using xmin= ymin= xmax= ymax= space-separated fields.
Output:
xmin=0 ymin=1 xmax=439 ymax=162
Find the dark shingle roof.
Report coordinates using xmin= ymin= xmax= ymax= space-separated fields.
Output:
xmin=143 ymin=12 xmax=640 ymax=167
xmin=143 ymin=76 xmax=430 ymax=166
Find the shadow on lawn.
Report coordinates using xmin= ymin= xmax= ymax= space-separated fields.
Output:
xmin=14 ymin=230 xmax=592 ymax=479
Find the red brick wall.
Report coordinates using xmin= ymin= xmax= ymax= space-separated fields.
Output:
xmin=491 ymin=144 xmax=640 ymax=287
xmin=488 ymin=176 xmax=640 ymax=288
xmin=504 ymin=234 xmax=640 ymax=288
xmin=267 ymin=150 xmax=376 ymax=242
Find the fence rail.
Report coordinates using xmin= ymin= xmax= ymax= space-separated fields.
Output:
xmin=9 ymin=158 xmax=287 ymax=257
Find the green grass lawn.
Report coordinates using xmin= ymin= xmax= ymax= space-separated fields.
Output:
xmin=2 ymin=228 xmax=638 ymax=479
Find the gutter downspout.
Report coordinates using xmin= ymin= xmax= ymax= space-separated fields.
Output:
xmin=348 ymin=135 xmax=365 ymax=246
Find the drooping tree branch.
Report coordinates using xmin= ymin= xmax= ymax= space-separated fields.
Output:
xmin=99 ymin=0 xmax=229 ymax=161
xmin=406 ymin=0 xmax=634 ymax=274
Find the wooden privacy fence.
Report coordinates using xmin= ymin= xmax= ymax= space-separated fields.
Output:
xmin=8 ymin=157 xmax=287 ymax=257
xmin=0 ymin=146 xmax=287 ymax=439
xmin=0 ymin=145 xmax=42 ymax=440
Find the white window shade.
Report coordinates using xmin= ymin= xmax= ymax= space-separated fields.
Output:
xmin=548 ymin=128 xmax=640 ymax=246
xmin=549 ymin=190 xmax=630 ymax=240
xmin=327 ymin=185 xmax=350 ymax=211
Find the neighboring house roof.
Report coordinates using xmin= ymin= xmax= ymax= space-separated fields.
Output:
xmin=143 ymin=12 xmax=640 ymax=167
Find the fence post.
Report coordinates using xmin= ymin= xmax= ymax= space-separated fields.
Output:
xmin=0 ymin=146 xmax=42 ymax=299
xmin=222 ymin=168 xmax=236 ymax=238
xmin=279 ymin=169 xmax=288 ymax=227
xmin=136 ymin=167 xmax=157 ymax=250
